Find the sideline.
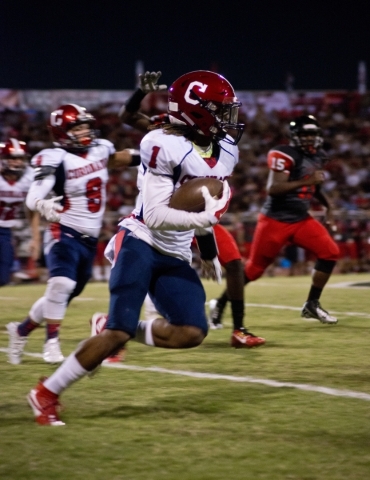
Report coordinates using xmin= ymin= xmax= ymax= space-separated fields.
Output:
xmin=1 ymin=347 xmax=370 ymax=402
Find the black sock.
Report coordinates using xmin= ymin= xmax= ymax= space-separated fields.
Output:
xmin=307 ymin=286 xmax=323 ymax=302
xmin=230 ymin=299 xmax=244 ymax=330
xmin=217 ymin=291 xmax=229 ymax=313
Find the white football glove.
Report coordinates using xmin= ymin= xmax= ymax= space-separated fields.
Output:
xmin=35 ymin=196 xmax=64 ymax=222
xmin=139 ymin=71 xmax=167 ymax=93
xmin=201 ymin=180 xmax=231 ymax=225
xmin=201 ymin=257 xmax=223 ymax=284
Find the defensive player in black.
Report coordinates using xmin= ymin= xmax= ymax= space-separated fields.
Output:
xmin=209 ymin=115 xmax=340 ymax=326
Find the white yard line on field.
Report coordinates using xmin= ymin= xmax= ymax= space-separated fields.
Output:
xmin=242 ymin=303 xmax=370 ymax=319
xmin=1 ymin=347 xmax=370 ymax=402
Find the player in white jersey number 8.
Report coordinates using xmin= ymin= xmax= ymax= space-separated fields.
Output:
xmin=6 ymin=104 xmax=141 ymax=366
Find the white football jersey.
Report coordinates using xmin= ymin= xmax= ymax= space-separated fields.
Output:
xmin=120 ymin=129 xmax=238 ymax=262
xmin=30 ymin=139 xmax=114 ymax=237
xmin=0 ymin=166 xmax=34 ymax=228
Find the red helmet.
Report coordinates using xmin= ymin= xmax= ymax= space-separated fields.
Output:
xmin=168 ymin=70 xmax=244 ymax=145
xmin=0 ymin=138 xmax=28 ymax=178
xmin=48 ymin=103 xmax=98 ymax=150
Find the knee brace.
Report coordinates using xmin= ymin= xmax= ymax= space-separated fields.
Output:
xmin=314 ymin=258 xmax=336 ymax=274
xmin=29 ymin=296 xmax=47 ymax=325
xmin=44 ymin=276 xmax=77 ymax=320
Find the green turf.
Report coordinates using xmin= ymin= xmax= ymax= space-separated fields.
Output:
xmin=1 ymin=274 xmax=370 ymax=479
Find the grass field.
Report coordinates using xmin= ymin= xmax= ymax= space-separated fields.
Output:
xmin=1 ymin=273 xmax=370 ymax=480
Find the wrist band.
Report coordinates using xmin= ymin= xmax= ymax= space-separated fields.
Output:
xmin=123 ymin=89 xmax=147 ymax=113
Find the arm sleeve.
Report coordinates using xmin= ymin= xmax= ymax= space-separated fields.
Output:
xmin=25 ymin=175 xmax=56 ymax=211
xmin=143 ymin=171 xmax=216 ymax=230
xmin=195 ymin=231 xmax=218 ymax=260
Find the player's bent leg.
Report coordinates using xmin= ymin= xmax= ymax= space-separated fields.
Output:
xmin=137 ymin=318 xmax=205 ymax=348
xmin=294 ymin=219 xmax=339 ymax=324
xmin=44 ymin=276 xmax=77 ymax=320
xmin=28 ymin=297 xmax=46 ymax=325
xmin=76 ymin=329 xmax=130 ymax=371
xmin=89 ymin=312 xmax=127 ymax=363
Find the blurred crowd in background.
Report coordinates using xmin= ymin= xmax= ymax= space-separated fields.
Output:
xmin=2 ymin=88 xmax=370 ymax=282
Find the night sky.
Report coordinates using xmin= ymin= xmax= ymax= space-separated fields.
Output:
xmin=1 ymin=1 xmax=369 ymax=92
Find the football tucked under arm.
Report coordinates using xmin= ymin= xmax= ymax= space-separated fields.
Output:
xmin=143 ymin=172 xmax=226 ymax=230
xmin=169 ymin=177 xmax=224 ymax=212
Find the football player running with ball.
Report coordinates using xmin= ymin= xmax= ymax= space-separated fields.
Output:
xmin=6 ymin=104 xmax=140 ymax=365
xmin=27 ymin=70 xmax=246 ymax=425
xmin=211 ymin=115 xmax=340 ymax=326
xmin=115 ymin=71 xmax=265 ymax=348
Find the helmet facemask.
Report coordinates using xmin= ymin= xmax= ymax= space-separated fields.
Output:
xmin=300 ymin=132 xmax=322 ymax=154
xmin=65 ymin=121 xmax=98 ymax=150
xmin=189 ymin=90 xmax=244 ymax=145
xmin=0 ymin=139 xmax=28 ymax=179
xmin=1 ymin=157 xmax=27 ymax=179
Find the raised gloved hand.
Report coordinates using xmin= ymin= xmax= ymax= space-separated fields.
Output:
xmin=139 ymin=71 xmax=167 ymax=93
xmin=202 ymin=180 xmax=231 ymax=225
xmin=35 ymin=196 xmax=63 ymax=222
xmin=201 ymin=257 xmax=223 ymax=284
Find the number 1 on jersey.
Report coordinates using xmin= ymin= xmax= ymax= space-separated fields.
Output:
xmin=149 ymin=146 xmax=160 ymax=168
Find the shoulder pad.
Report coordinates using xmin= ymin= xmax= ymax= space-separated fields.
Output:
xmin=275 ymin=144 xmax=296 ymax=154
xmin=34 ymin=165 xmax=56 ymax=180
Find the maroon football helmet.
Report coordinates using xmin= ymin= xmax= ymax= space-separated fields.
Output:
xmin=0 ymin=138 xmax=28 ymax=178
xmin=168 ymin=70 xmax=244 ymax=145
xmin=48 ymin=104 xmax=98 ymax=150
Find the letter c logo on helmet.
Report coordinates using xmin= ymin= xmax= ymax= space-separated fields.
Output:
xmin=50 ymin=109 xmax=64 ymax=127
xmin=184 ymin=82 xmax=208 ymax=105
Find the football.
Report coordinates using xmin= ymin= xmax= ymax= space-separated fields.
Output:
xmin=169 ymin=177 xmax=224 ymax=212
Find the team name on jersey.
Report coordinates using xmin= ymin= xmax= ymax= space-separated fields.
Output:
xmin=0 ymin=189 xmax=26 ymax=198
xmin=67 ymin=159 xmax=107 ymax=180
